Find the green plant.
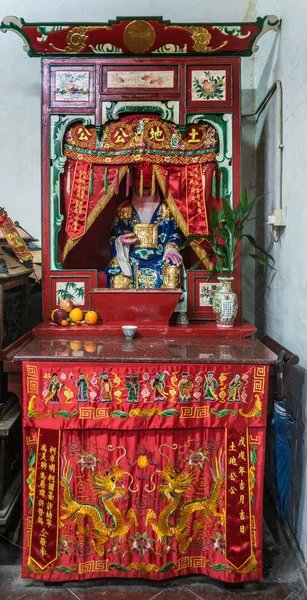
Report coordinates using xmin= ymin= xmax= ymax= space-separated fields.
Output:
xmin=182 ymin=190 xmax=275 ymax=277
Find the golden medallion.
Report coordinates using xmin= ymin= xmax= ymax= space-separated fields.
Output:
xmin=123 ymin=20 xmax=156 ymax=54
xmin=133 ymin=224 xmax=158 ymax=248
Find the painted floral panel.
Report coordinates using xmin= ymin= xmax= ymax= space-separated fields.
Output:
xmin=192 ymin=70 xmax=226 ymax=102
xmin=199 ymin=283 xmax=221 ymax=307
xmin=106 ymin=70 xmax=174 ymax=89
xmin=55 ymin=70 xmax=90 ymax=101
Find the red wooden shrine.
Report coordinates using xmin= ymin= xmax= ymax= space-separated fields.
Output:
xmin=1 ymin=14 xmax=279 ymax=585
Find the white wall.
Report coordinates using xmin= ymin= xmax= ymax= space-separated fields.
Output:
xmin=0 ymin=0 xmax=253 ymax=242
xmin=254 ymin=0 xmax=307 ymax=559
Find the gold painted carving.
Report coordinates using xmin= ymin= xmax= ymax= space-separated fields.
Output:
xmin=166 ymin=25 xmax=228 ymax=53
xmin=50 ymin=25 xmax=110 ymax=53
xmin=110 ymin=274 xmax=132 ymax=289
xmin=123 ymin=20 xmax=156 ymax=54
xmin=133 ymin=224 xmax=158 ymax=248
xmin=162 ymin=263 xmax=182 ymax=289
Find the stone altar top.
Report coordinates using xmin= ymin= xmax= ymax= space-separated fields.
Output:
xmin=14 ymin=336 xmax=277 ymax=365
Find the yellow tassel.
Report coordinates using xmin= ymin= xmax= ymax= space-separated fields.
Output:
xmin=151 ymin=166 xmax=155 ymax=196
xmin=139 ymin=168 xmax=143 ymax=197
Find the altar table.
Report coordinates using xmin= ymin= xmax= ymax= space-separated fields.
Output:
xmin=15 ymin=336 xmax=276 ymax=584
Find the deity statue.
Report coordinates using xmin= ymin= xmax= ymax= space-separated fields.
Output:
xmin=105 ymin=166 xmax=183 ymax=289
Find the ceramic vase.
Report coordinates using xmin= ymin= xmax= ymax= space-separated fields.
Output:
xmin=212 ymin=277 xmax=238 ymax=328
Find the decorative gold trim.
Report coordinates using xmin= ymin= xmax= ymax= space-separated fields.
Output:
xmin=133 ymin=224 xmax=158 ymax=248
xmin=165 ymin=25 xmax=228 ymax=53
xmin=64 ymin=148 xmax=217 ymax=166
xmin=62 ymin=165 xmax=127 ymax=261
xmin=50 ymin=25 xmax=110 ymax=53
xmin=161 ymin=263 xmax=182 ymax=289
xmin=164 ymin=242 xmax=180 ymax=252
xmin=110 ymin=274 xmax=132 ymax=289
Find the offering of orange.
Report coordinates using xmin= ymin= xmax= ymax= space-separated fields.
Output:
xmin=69 ymin=307 xmax=84 ymax=322
xmin=84 ymin=311 xmax=99 ymax=325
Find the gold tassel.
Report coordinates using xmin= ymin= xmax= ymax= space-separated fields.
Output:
xmin=202 ymin=166 xmax=206 ymax=199
xmin=66 ymin=163 xmax=71 ymax=194
xmin=126 ymin=167 xmax=130 ymax=198
xmin=165 ymin=169 xmax=169 ymax=198
xmin=115 ymin=168 xmax=119 ymax=194
xmin=151 ymin=166 xmax=155 ymax=196
xmin=139 ymin=168 xmax=143 ymax=197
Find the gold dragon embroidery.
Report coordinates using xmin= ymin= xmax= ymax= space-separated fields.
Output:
xmin=146 ymin=460 xmax=224 ymax=553
xmin=61 ymin=460 xmax=138 ymax=556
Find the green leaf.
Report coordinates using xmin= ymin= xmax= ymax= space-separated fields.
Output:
xmin=189 ymin=259 xmax=206 ymax=271
xmin=161 ymin=409 xmax=180 ymax=417
xmin=210 ymin=206 xmax=219 ymax=229
xmin=248 ymin=254 xmax=276 ymax=268
xmin=29 ymin=448 xmax=36 ymax=467
xmin=209 ymin=563 xmax=233 ymax=572
xmin=241 ymin=194 xmax=264 ymax=225
xmin=210 ymin=408 xmax=237 ymax=417
xmin=250 ymin=445 xmax=258 ymax=466
xmin=241 ymin=188 xmax=248 ymax=211
xmin=243 ymin=235 xmax=275 ymax=262
xmin=180 ymin=234 xmax=204 ymax=249
xmin=109 ymin=563 xmax=128 ymax=571
xmin=234 ymin=202 xmax=243 ymax=220
xmin=159 ymin=561 xmax=176 ymax=572
xmin=110 ymin=410 xmax=130 ymax=418
xmin=52 ymin=409 xmax=79 ymax=419
xmin=222 ymin=199 xmax=235 ymax=232
xmin=52 ymin=564 xmax=78 ymax=574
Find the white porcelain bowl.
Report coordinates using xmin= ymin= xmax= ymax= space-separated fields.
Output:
xmin=122 ymin=325 xmax=137 ymax=339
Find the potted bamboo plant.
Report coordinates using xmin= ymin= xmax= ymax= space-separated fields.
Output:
xmin=182 ymin=190 xmax=275 ymax=327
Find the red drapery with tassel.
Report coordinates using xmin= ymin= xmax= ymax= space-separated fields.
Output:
xmin=60 ymin=116 xmax=225 ymax=265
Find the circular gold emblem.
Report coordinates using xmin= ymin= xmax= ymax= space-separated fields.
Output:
xmin=123 ymin=20 xmax=156 ymax=54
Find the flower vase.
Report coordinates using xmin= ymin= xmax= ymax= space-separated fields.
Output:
xmin=212 ymin=277 xmax=238 ymax=328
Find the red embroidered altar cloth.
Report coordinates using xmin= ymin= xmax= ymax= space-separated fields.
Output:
xmin=23 ymin=362 xmax=268 ymax=583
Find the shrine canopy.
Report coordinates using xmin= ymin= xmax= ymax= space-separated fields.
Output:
xmin=62 ymin=115 xmax=222 ymax=268
xmin=0 ymin=15 xmax=280 ymax=57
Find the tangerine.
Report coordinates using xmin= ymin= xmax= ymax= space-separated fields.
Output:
xmin=84 ymin=311 xmax=99 ymax=325
xmin=60 ymin=320 xmax=69 ymax=327
xmin=69 ymin=307 xmax=84 ymax=322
